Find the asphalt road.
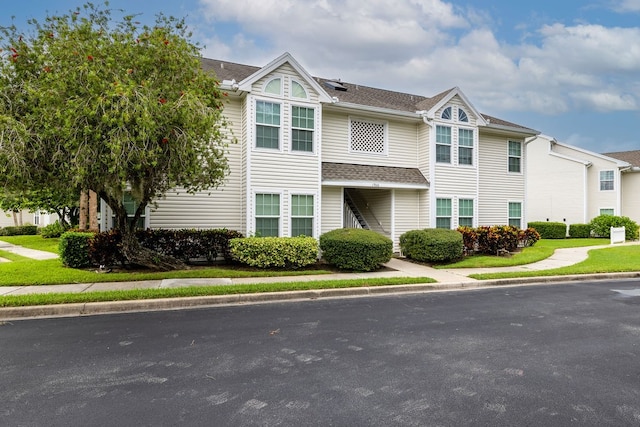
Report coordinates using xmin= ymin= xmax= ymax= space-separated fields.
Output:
xmin=1 ymin=279 xmax=640 ymax=426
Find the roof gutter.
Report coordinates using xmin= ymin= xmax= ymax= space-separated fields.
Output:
xmin=327 ymin=101 xmax=422 ymax=120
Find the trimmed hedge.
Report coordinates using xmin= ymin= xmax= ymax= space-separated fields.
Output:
xmin=230 ymin=236 xmax=318 ymax=268
xmin=0 ymin=225 xmax=38 ymax=236
xmin=59 ymin=232 xmax=94 ymax=268
xmin=568 ymin=223 xmax=591 ymax=238
xmin=320 ymin=228 xmax=392 ymax=272
xmin=590 ymin=215 xmax=639 ymax=240
xmin=527 ymin=221 xmax=566 ymax=239
xmin=40 ymin=221 xmax=67 ymax=238
xmin=87 ymin=228 xmax=244 ymax=267
xmin=399 ymin=228 xmax=463 ymax=263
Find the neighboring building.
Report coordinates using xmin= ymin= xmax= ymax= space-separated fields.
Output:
xmin=0 ymin=210 xmax=56 ymax=228
xmin=101 ymin=52 xmax=539 ymax=250
xmin=526 ymin=134 xmax=640 ymax=226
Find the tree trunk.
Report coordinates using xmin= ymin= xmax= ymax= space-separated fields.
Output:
xmin=120 ymin=231 xmax=187 ymax=271
xmin=78 ymin=190 xmax=89 ymax=230
xmin=89 ymin=191 xmax=98 ymax=230
xmin=12 ymin=211 xmax=18 ymax=227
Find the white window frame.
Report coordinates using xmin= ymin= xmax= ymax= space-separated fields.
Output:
xmin=290 ymin=103 xmax=315 ymax=154
xmin=436 ymin=198 xmax=452 ymax=229
xmin=458 ymin=198 xmax=474 ymax=227
xmin=254 ymin=192 xmax=282 ymax=237
xmin=290 ymin=79 xmax=308 ymax=99
xmin=435 ymin=125 xmax=452 ymax=164
xmin=508 ymin=201 xmax=523 ymax=228
xmin=255 ymin=98 xmax=282 ymax=151
xmin=508 ymin=140 xmax=522 ymax=174
xmin=457 ymin=127 xmax=474 ymax=167
xmin=290 ymin=194 xmax=315 ymax=237
xmin=599 ymin=170 xmax=614 ymax=191
xmin=599 ymin=208 xmax=615 ymax=216
xmin=263 ymin=77 xmax=282 ymax=96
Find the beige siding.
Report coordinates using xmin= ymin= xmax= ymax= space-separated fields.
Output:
xmin=478 ymin=133 xmax=525 ymax=225
xmin=621 ymin=173 xmax=640 ymax=224
xmin=321 ymin=186 xmax=343 ymax=234
xmin=149 ymin=98 xmax=244 ymax=231
xmin=253 ymin=63 xmax=321 ymax=104
xmin=526 ymin=138 xmax=587 ymax=224
xmin=321 ymin=110 xmax=420 ymax=168
xmin=436 ymin=95 xmax=478 ymax=126
xmin=434 ymin=166 xmax=477 ymax=196
xmin=417 ymin=122 xmax=430 ymax=178
xmin=393 ymin=189 xmax=428 ymax=249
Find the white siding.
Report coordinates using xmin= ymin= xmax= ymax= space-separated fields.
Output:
xmin=393 ymin=189 xmax=427 ymax=246
xmin=621 ymin=173 xmax=640 ymax=224
xmin=478 ymin=133 xmax=525 ymax=225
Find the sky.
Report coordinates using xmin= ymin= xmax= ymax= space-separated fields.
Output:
xmin=3 ymin=0 xmax=640 ymax=154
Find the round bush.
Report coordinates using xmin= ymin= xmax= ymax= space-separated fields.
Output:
xmin=399 ymin=228 xmax=462 ymax=263
xmin=319 ymin=228 xmax=392 ymax=272
xmin=590 ymin=215 xmax=639 ymax=240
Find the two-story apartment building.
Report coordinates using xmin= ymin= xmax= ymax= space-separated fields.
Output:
xmin=102 ymin=52 xmax=538 ymax=250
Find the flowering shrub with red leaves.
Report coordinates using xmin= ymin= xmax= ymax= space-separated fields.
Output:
xmin=456 ymin=225 xmax=540 ymax=256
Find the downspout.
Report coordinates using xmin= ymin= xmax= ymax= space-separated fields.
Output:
xmin=419 ymin=112 xmax=435 ymax=227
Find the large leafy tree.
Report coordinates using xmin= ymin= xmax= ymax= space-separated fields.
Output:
xmin=0 ymin=3 xmax=231 ymax=269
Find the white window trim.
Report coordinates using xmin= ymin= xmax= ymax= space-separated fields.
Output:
xmin=599 ymin=207 xmax=615 ymax=215
xmin=435 ymin=197 xmax=453 ymax=229
xmin=290 ymin=193 xmax=316 ymax=237
xmin=456 ymin=126 xmax=475 ymax=168
xmin=254 ymin=97 xmax=283 ymax=152
xmin=599 ymin=170 xmax=615 ymax=191
xmin=508 ymin=200 xmax=523 ymax=228
xmin=348 ymin=116 xmax=389 ymax=156
xmin=508 ymin=140 xmax=523 ymax=174
xmin=290 ymin=79 xmax=309 ymax=100
xmin=290 ymin=101 xmax=317 ymax=156
xmin=435 ymin=124 xmax=452 ymax=164
xmin=263 ymin=76 xmax=283 ymax=97
xmin=252 ymin=190 xmax=283 ymax=237
xmin=457 ymin=197 xmax=475 ymax=228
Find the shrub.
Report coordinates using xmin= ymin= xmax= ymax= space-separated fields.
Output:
xmin=400 ymin=228 xmax=463 ymax=263
xmin=569 ymin=223 xmax=591 ymax=238
xmin=475 ymin=225 xmax=521 ymax=255
xmin=59 ymin=232 xmax=95 ymax=268
xmin=230 ymin=236 xmax=318 ymax=268
xmin=89 ymin=229 xmax=124 ymax=266
xmin=518 ymin=227 xmax=541 ymax=247
xmin=590 ymin=215 xmax=639 ymax=240
xmin=457 ymin=226 xmax=478 ymax=255
xmin=527 ymin=221 xmax=566 ymax=239
xmin=40 ymin=221 xmax=67 ymax=238
xmin=320 ymin=228 xmax=392 ymax=271
xmin=0 ymin=225 xmax=39 ymax=236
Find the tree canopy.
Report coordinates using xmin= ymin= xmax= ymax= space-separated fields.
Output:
xmin=0 ymin=2 xmax=232 ymax=267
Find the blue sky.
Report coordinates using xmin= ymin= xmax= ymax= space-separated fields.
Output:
xmin=4 ymin=0 xmax=640 ymax=153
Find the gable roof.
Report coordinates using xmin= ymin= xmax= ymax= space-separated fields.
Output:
xmin=202 ymin=54 xmax=537 ymax=134
xmin=603 ymin=150 xmax=640 ymax=167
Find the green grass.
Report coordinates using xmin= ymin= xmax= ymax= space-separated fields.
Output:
xmin=0 ymin=277 xmax=436 ymax=307
xmin=438 ymin=238 xmax=609 ymax=268
xmin=0 ymin=235 xmax=60 ymax=253
xmin=470 ymin=244 xmax=640 ymax=280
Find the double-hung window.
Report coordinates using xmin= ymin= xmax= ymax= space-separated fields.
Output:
xmin=436 ymin=125 xmax=452 ymax=163
xmin=255 ymin=194 xmax=280 ymax=237
xmin=256 ymin=101 xmax=280 ymax=149
xmin=508 ymin=141 xmax=522 ymax=173
xmin=458 ymin=199 xmax=474 ymax=227
xmin=291 ymin=106 xmax=314 ymax=152
xmin=600 ymin=170 xmax=614 ymax=191
xmin=291 ymin=195 xmax=314 ymax=237
xmin=458 ymin=129 xmax=473 ymax=165
xmin=436 ymin=198 xmax=452 ymax=229
xmin=508 ymin=202 xmax=522 ymax=228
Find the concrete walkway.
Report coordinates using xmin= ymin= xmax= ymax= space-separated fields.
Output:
xmin=0 ymin=240 xmax=59 ymax=261
xmin=2 ymin=240 xmax=640 ymax=320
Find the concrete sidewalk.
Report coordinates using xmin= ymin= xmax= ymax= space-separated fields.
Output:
xmin=0 ymin=240 xmax=59 ymax=261
xmin=1 ymin=240 xmax=639 ymax=320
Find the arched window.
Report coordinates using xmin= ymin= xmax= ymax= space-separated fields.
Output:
xmin=458 ymin=108 xmax=469 ymax=122
xmin=441 ymin=106 xmax=452 ymax=120
xmin=291 ymin=81 xmax=308 ymax=99
xmin=264 ymin=78 xmax=281 ymax=95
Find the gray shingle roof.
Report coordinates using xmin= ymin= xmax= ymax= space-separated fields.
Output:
xmin=322 ymin=162 xmax=429 ymax=186
xmin=201 ymin=57 xmax=535 ymax=132
xmin=603 ymin=150 xmax=640 ymax=167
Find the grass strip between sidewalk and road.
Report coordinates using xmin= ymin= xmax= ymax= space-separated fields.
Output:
xmin=0 ymin=277 xmax=436 ymax=307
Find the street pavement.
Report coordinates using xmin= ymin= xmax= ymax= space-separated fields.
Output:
xmin=1 ymin=240 xmax=640 ymax=320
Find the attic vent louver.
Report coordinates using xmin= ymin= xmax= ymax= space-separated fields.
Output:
xmin=324 ymin=80 xmax=347 ymax=91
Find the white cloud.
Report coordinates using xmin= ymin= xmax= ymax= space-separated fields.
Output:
xmin=195 ymin=0 xmax=640 ymax=117
xmin=610 ymin=0 xmax=640 ymax=12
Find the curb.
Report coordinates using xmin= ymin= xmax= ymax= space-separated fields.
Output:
xmin=2 ymin=272 xmax=640 ymax=321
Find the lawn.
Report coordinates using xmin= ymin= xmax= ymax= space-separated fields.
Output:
xmin=0 ymin=235 xmax=60 ymax=253
xmin=469 ymin=244 xmax=640 ymax=280
xmin=439 ymin=238 xmax=609 ymax=268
